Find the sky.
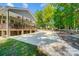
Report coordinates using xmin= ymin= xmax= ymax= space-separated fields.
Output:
xmin=0 ymin=3 xmax=46 ymax=14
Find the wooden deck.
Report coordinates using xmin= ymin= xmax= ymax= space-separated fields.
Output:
xmin=0 ymin=28 xmax=36 ymax=36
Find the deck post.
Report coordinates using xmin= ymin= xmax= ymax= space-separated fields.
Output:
xmin=1 ymin=14 xmax=3 ymax=37
xmin=6 ymin=9 xmax=10 ymax=37
xmin=30 ymin=29 xmax=31 ymax=33
xmin=22 ymin=16 xmax=24 ymax=34
xmin=1 ymin=30 xmax=3 ymax=37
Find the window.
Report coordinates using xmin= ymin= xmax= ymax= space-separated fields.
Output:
xmin=3 ymin=20 xmax=6 ymax=23
xmin=3 ymin=16 xmax=6 ymax=19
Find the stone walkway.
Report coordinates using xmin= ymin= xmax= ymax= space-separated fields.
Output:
xmin=9 ymin=30 xmax=79 ymax=56
xmin=71 ymin=34 xmax=79 ymax=38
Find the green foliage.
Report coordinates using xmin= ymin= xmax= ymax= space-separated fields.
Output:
xmin=35 ymin=3 xmax=79 ymax=30
xmin=35 ymin=10 xmax=45 ymax=28
xmin=35 ymin=4 xmax=55 ymax=29
xmin=43 ymin=4 xmax=55 ymax=22
xmin=43 ymin=4 xmax=55 ymax=29
xmin=53 ymin=3 xmax=79 ymax=29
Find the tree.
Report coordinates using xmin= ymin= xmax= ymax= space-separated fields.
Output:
xmin=35 ymin=3 xmax=79 ymax=30
xmin=35 ymin=10 xmax=45 ymax=29
xmin=42 ymin=4 xmax=55 ymax=29
xmin=53 ymin=3 xmax=79 ymax=29
xmin=35 ymin=4 xmax=55 ymax=29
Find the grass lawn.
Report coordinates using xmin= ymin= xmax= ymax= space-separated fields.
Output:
xmin=0 ymin=38 xmax=46 ymax=56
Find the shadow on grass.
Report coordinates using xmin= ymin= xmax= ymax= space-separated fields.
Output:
xmin=0 ymin=38 xmax=46 ymax=56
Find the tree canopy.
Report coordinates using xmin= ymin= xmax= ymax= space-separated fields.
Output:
xmin=34 ymin=3 xmax=79 ymax=30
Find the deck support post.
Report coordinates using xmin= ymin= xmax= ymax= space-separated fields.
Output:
xmin=1 ymin=14 xmax=3 ymax=37
xmin=21 ymin=30 xmax=24 ymax=34
xmin=1 ymin=30 xmax=3 ymax=37
xmin=22 ymin=16 xmax=24 ymax=35
xmin=6 ymin=9 xmax=10 ymax=37
xmin=30 ymin=29 xmax=31 ymax=33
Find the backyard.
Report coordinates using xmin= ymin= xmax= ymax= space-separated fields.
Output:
xmin=0 ymin=3 xmax=79 ymax=56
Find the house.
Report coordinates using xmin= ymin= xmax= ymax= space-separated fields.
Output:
xmin=0 ymin=6 xmax=36 ymax=37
